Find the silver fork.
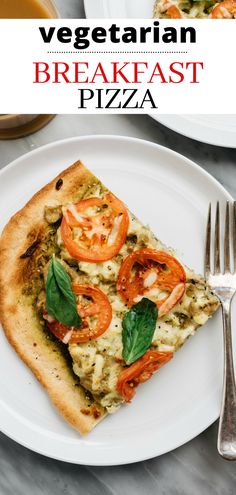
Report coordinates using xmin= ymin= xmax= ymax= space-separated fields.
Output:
xmin=205 ymin=201 xmax=236 ymax=460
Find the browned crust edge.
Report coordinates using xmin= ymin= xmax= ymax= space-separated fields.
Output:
xmin=0 ymin=160 xmax=107 ymax=435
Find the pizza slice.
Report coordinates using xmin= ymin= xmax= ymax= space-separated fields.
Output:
xmin=0 ymin=161 xmax=219 ymax=434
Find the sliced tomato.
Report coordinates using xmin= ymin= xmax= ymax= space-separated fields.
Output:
xmin=45 ymin=284 xmax=112 ymax=344
xmin=117 ymin=350 xmax=173 ymax=402
xmin=117 ymin=248 xmax=186 ymax=317
xmin=61 ymin=193 xmax=129 ymax=262
xmin=166 ymin=5 xmax=182 ymax=18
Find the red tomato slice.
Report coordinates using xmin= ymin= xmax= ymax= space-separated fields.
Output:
xmin=117 ymin=248 xmax=186 ymax=317
xmin=61 ymin=193 xmax=129 ymax=262
xmin=117 ymin=350 xmax=173 ymax=402
xmin=45 ymin=284 xmax=112 ymax=344
xmin=166 ymin=5 xmax=182 ymax=18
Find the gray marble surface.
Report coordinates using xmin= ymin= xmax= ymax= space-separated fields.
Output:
xmin=0 ymin=1 xmax=236 ymax=494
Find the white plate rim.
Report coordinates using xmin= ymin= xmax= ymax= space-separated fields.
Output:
xmin=83 ymin=0 xmax=126 ymax=18
xmin=0 ymin=134 xmax=233 ymax=465
xmin=83 ymin=0 xmax=103 ymax=18
xmin=151 ymin=115 xmax=236 ymax=148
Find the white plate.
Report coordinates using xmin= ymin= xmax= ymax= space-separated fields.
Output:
xmin=84 ymin=0 xmax=236 ymax=148
xmin=0 ymin=135 xmax=235 ymax=465
xmin=153 ymin=115 xmax=236 ymax=148
xmin=84 ymin=0 xmax=154 ymax=18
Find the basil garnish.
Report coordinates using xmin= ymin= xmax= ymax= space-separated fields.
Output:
xmin=46 ymin=257 xmax=82 ymax=328
xmin=122 ymin=298 xmax=158 ymax=365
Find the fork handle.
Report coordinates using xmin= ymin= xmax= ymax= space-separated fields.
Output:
xmin=217 ymin=299 xmax=236 ymax=461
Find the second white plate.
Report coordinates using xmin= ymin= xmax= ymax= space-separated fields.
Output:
xmin=84 ymin=0 xmax=236 ymax=148
xmin=153 ymin=115 xmax=236 ymax=148
xmin=84 ymin=0 xmax=154 ymax=18
xmin=0 ymin=135 xmax=235 ymax=465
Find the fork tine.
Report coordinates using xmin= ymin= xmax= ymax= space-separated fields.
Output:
xmin=224 ymin=201 xmax=230 ymax=273
xmin=233 ymin=201 xmax=236 ymax=272
xmin=214 ymin=201 xmax=220 ymax=274
xmin=205 ymin=203 xmax=211 ymax=277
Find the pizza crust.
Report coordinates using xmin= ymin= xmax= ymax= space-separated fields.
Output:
xmin=0 ymin=161 xmax=107 ymax=435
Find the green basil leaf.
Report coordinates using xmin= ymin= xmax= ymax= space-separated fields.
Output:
xmin=122 ymin=298 xmax=158 ymax=365
xmin=46 ymin=257 xmax=82 ymax=328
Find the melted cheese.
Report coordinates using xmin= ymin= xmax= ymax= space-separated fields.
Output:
xmin=64 ymin=204 xmax=84 ymax=224
xmin=107 ymin=215 xmax=123 ymax=246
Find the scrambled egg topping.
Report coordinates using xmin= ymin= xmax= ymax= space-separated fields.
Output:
xmin=42 ymin=184 xmax=218 ymax=413
xmin=53 ymin=199 xmax=219 ymax=413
